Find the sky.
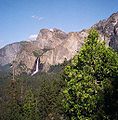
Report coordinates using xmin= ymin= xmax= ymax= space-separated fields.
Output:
xmin=0 ymin=0 xmax=118 ymax=48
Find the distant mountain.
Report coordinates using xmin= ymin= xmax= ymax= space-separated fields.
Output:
xmin=0 ymin=12 xmax=118 ymax=74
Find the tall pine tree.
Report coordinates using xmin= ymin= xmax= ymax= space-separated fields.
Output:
xmin=63 ymin=29 xmax=118 ymax=120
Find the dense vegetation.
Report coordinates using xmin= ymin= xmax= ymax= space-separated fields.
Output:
xmin=63 ymin=29 xmax=118 ymax=120
xmin=0 ymin=72 xmax=67 ymax=120
xmin=0 ymin=29 xmax=118 ymax=120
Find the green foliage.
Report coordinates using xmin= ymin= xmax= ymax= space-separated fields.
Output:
xmin=48 ymin=58 xmax=70 ymax=73
xmin=27 ymin=72 xmax=66 ymax=119
xmin=63 ymin=29 xmax=118 ymax=119
xmin=5 ymin=101 xmax=23 ymax=120
xmin=37 ymin=77 xmax=65 ymax=120
xmin=0 ymin=72 xmax=66 ymax=120
xmin=22 ymin=89 xmax=39 ymax=120
xmin=33 ymin=50 xmax=41 ymax=57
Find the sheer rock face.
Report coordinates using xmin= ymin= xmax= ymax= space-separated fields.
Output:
xmin=0 ymin=41 xmax=38 ymax=72
xmin=40 ymin=30 xmax=88 ymax=71
xmin=0 ymin=12 xmax=118 ymax=72
xmin=0 ymin=28 xmax=87 ymax=72
xmin=0 ymin=42 xmax=22 ymax=66
xmin=93 ymin=12 xmax=118 ymax=49
xmin=36 ymin=28 xmax=68 ymax=49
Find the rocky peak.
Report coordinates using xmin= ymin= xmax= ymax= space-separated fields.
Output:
xmin=37 ymin=28 xmax=67 ymax=40
xmin=93 ymin=12 xmax=118 ymax=50
xmin=93 ymin=12 xmax=118 ymax=35
xmin=109 ymin=12 xmax=118 ymax=25
xmin=37 ymin=29 xmax=53 ymax=40
xmin=36 ymin=28 xmax=67 ymax=49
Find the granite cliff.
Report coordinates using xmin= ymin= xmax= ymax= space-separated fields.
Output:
xmin=0 ymin=12 xmax=118 ymax=73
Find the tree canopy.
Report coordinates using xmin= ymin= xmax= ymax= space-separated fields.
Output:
xmin=63 ymin=29 xmax=118 ymax=120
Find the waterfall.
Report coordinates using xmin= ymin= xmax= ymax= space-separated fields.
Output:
xmin=31 ymin=57 xmax=39 ymax=76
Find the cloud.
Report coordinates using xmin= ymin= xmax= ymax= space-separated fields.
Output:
xmin=28 ymin=34 xmax=38 ymax=41
xmin=31 ymin=15 xmax=43 ymax=21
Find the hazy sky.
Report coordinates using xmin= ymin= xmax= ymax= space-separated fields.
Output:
xmin=0 ymin=0 xmax=118 ymax=48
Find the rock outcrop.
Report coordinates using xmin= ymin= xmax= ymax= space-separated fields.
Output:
xmin=36 ymin=28 xmax=68 ymax=49
xmin=93 ymin=12 xmax=118 ymax=50
xmin=0 ymin=42 xmax=22 ymax=66
xmin=40 ymin=30 xmax=88 ymax=71
xmin=0 ymin=12 xmax=118 ymax=73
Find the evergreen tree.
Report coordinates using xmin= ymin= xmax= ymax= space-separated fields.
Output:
xmin=22 ymin=89 xmax=39 ymax=120
xmin=63 ymin=29 xmax=118 ymax=120
xmin=37 ymin=75 xmax=65 ymax=120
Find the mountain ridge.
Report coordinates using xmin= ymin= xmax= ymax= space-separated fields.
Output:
xmin=0 ymin=12 xmax=118 ymax=73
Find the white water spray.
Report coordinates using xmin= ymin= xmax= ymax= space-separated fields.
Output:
xmin=31 ymin=58 xmax=39 ymax=76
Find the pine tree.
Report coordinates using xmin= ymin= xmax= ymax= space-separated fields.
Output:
xmin=22 ymin=89 xmax=39 ymax=120
xmin=63 ymin=29 xmax=118 ymax=120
